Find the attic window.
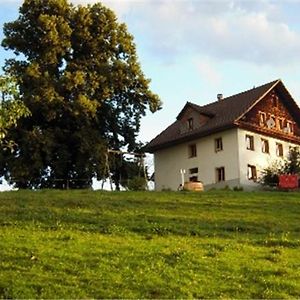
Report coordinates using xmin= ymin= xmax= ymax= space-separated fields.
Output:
xmin=277 ymin=118 xmax=284 ymax=130
xmin=187 ymin=118 xmax=194 ymax=130
xmin=271 ymin=94 xmax=278 ymax=107
xmin=286 ymin=121 xmax=294 ymax=134
xmin=259 ymin=112 xmax=266 ymax=127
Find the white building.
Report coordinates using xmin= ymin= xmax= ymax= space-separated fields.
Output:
xmin=145 ymin=79 xmax=300 ymax=191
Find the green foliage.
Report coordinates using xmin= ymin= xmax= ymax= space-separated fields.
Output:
xmin=109 ymin=152 xmax=148 ymax=190
xmin=233 ymin=186 xmax=244 ymax=191
xmin=0 ymin=74 xmax=30 ymax=146
xmin=260 ymin=160 xmax=283 ymax=187
xmin=283 ymin=147 xmax=300 ymax=174
xmin=1 ymin=190 xmax=300 ymax=298
xmin=260 ymin=148 xmax=300 ymax=187
xmin=0 ymin=0 xmax=161 ymax=189
xmin=127 ymin=176 xmax=147 ymax=191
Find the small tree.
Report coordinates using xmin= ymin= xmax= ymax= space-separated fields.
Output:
xmin=109 ymin=151 xmax=148 ymax=191
xmin=259 ymin=160 xmax=283 ymax=187
xmin=127 ymin=176 xmax=147 ymax=191
xmin=260 ymin=148 xmax=300 ymax=187
xmin=283 ymin=147 xmax=300 ymax=174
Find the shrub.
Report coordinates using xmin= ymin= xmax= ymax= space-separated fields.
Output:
xmin=260 ymin=148 xmax=300 ymax=187
xmin=233 ymin=186 xmax=243 ymax=191
xmin=127 ymin=176 xmax=147 ymax=191
xmin=260 ymin=160 xmax=283 ymax=187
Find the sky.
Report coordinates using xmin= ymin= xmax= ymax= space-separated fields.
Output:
xmin=1 ymin=0 xmax=300 ymax=191
xmin=1 ymin=0 xmax=300 ymax=145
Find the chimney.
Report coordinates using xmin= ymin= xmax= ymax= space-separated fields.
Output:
xmin=217 ymin=93 xmax=223 ymax=101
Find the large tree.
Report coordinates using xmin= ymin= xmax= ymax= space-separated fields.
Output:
xmin=0 ymin=0 xmax=161 ymax=189
xmin=0 ymin=74 xmax=30 ymax=147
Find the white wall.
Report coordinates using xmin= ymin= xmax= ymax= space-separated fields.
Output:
xmin=237 ymin=128 xmax=300 ymax=190
xmin=154 ymin=129 xmax=240 ymax=190
xmin=154 ymin=128 xmax=300 ymax=191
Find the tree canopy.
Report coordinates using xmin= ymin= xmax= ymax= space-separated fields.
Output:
xmin=0 ymin=74 xmax=30 ymax=146
xmin=0 ymin=0 xmax=161 ymax=189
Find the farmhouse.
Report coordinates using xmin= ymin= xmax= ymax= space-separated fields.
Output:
xmin=146 ymin=79 xmax=300 ymax=191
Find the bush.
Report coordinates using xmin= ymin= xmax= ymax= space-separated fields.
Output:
xmin=260 ymin=160 xmax=284 ymax=187
xmin=127 ymin=176 xmax=147 ymax=191
xmin=260 ymin=148 xmax=300 ymax=187
xmin=233 ymin=186 xmax=244 ymax=191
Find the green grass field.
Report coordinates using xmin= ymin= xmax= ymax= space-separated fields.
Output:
xmin=1 ymin=189 xmax=300 ymax=298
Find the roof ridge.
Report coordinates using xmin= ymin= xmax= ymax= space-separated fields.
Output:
xmin=201 ymin=79 xmax=280 ymax=108
xmin=234 ymin=79 xmax=281 ymax=122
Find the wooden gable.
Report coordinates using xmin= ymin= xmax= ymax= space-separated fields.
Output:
xmin=237 ymin=87 xmax=300 ymax=144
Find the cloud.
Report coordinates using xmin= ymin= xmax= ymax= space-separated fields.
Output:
xmin=195 ymin=58 xmax=222 ymax=87
xmin=196 ymin=11 xmax=300 ymax=64
xmin=117 ymin=0 xmax=300 ymax=66
xmin=2 ymin=0 xmax=300 ymax=66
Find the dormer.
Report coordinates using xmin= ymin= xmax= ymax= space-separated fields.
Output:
xmin=177 ymin=102 xmax=214 ymax=134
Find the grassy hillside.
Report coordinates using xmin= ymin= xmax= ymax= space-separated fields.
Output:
xmin=0 ymin=190 xmax=300 ymax=298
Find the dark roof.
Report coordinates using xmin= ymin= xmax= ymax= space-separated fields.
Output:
xmin=146 ymin=79 xmax=286 ymax=152
xmin=176 ymin=102 xmax=215 ymax=119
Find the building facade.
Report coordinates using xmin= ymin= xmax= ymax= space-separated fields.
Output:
xmin=146 ymin=80 xmax=300 ymax=191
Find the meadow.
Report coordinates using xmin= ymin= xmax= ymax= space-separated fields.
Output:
xmin=0 ymin=189 xmax=300 ymax=298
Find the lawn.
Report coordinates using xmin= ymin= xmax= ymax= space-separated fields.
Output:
xmin=0 ymin=189 xmax=300 ymax=298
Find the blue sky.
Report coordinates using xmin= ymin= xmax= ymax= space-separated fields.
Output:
xmin=1 ymin=0 xmax=300 ymax=145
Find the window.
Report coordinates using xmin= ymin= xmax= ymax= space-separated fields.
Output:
xmin=261 ymin=138 xmax=269 ymax=153
xmin=271 ymin=94 xmax=278 ymax=107
xmin=216 ymin=167 xmax=225 ymax=182
xmin=188 ymin=144 xmax=197 ymax=158
xmin=247 ymin=165 xmax=257 ymax=181
xmin=187 ymin=118 xmax=194 ymax=130
xmin=277 ymin=118 xmax=284 ymax=130
xmin=215 ymin=137 xmax=223 ymax=152
xmin=276 ymin=143 xmax=283 ymax=157
xmin=189 ymin=168 xmax=198 ymax=181
xmin=189 ymin=176 xmax=198 ymax=182
xmin=189 ymin=167 xmax=198 ymax=174
xmin=286 ymin=121 xmax=294 ymax=134
xmin=259 ymin=112 xmax=266 ymax=127
xmin=246 ymin=135 xmax=254 ymax=150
